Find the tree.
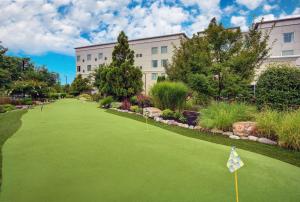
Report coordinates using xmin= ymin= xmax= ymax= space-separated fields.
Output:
xmin=166 ymin=18 xmax=271 ymax=100
xmin=70 ymin=75 xmax=91 ymax=96
xmin=94 ymin=31 xmax=143 ymax=100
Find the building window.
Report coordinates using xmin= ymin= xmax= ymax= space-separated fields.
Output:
xmin=139 ymin=54 xmax=142 ymax=57
xmin=104 ymin=57 xmax=107 ymax=60
xmin=282 ymin=50 xmax=294 ymax=56
xmin=87 ymin=54 xmax=92 ymax=61
xmin=283 ymin=32 xmax=294 ymax=43
xmin=76 ymin=55 xmax=80 ymax=62
xmin=161 ymin=59 xmax=168 ymax=68
xmin=136 ymin=54 xmax=139 ymax=57
xmin=161 ymin=46 xmax=168 ymax=54
xmin=139 ymin=66 xmax=142 ymax=69
xmin=152 ymin=60 xmax=158 ymax=68
xmin=152 ymin=47 xmax=158 ymax=54
xmin=87 ymin=65 xmax=91 ymax=71
xmin=98 ymin=53 xmax=103 ymax=59
xmin=77 ymin=66 xmax=81 ymax=72
xmin=95 ymin=58 xmax=97 ymax=61
xmin=152 ymin=73 xmax=157 ymax=80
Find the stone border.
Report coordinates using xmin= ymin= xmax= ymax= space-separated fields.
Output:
xmin=110 ymin=108 xmax=277 ymax=146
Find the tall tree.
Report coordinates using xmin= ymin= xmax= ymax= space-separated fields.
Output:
xmin=112 ymin=31 xmax=135 ymax=67
xmin=166 ymin=18 xmax=271 ymax=100
xmin=70 ymin=75 xmax=91 ymax=96
xmin=94 ymin=31 xmax=143 ymax=100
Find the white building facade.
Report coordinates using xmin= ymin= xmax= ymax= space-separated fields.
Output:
xmin=255 ymin=17 xmax=300 ymax=80
xmin=75 ymin=33 xmax=186 ymax=94
xmin=75 ymin=17 xmax=300 ymax=93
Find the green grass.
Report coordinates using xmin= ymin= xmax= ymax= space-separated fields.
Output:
xmin=0 ymin=110 xmax=27 ymax=186
xmin=0 ymin=99 xmax=300 ymax=202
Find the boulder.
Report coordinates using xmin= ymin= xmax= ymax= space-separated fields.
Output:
xmin=188 ymin=125 xmax=194 ymax=129
xmin=248 ymin=135 xmax=258 ymax=141
xmin=222 ymin=131 xmax=233 ymax=136
xmin=194 ymin=126 xmax=202 ymax=130
xmin=258 ymin=138 xmax=277 ymax=145
xmin=211 ymin=129 xmax=224 ymax=134
xmin=229 ymin=135 xmax=240 ymax=140
xmin=143 ymin=107 xmax=162 ymax=118
xmin=233 ymin=121 xmax=257 ymax=137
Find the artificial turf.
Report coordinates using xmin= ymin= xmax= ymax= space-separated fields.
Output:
xmin=0 ymin=99 xmax=299 ymax=202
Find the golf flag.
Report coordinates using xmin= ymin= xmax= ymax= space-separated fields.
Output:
xmin=227 ymin=147 xmax=244 ymax=173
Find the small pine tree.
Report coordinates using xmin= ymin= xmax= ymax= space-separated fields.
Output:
xmin=112 ymin=31 xmax=135 ymax=67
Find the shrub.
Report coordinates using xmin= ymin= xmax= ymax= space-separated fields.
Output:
xmin=100 ymin=96 xmax=113 ymax=108
xmin=256 ymin=64 xmax=300 ymax=110
xmin=3 ymin=104 xmax=16 ymax=112
xmin=255 ymin=109 xmax=281 ymax=140
xmin=161 ymin=109 xmax=175 ymax=119
xmin=22 ymin=98 xmax=32 ymax=105
xmin=150 ymin=81 xmax=188 ymax=111
xmin=65 ymin=94 xmax=75 ymax=98
xmin=111 ymin=102 xmax=122 ymax=109
xmin=49 ymin=93 xmax=60 ymax=100
xmin=60 ymin=93 xmax=67 ymax=98
xmin=130 ymin=105 xmax=138 ymax=112
xmin=120 ymin=99 xmax=131 ymax=110
xmin=130 ymin=96 xmax=138 ymax=105
xmin=199 ymin=102 xmax=256 ymax=131
xmin=276 ymin=109 xmax=300 ymax=150
xmin=91 ymin=93 xmax=102 ymax=102
xmin=78 ymin=93 xmax=92 ymax=101
xmin=0 ymin=105 xmax=6 ymax=113
xmin=137 ymin=94 xmax=152 ymax=107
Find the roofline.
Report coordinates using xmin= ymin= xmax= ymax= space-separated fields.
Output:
xmin=197 ymin=26 xmax=240 ymax=34
xmin=255 ymin=16 xmax=300 ymax=25
xmin=75 ymin=33 xmax=188 ymax=50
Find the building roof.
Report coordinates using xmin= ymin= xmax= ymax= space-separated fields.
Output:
xmin=254 ymin=16 xmax=300 ymax=25
xmin=75 ymin=32 xmax=188 ymax=50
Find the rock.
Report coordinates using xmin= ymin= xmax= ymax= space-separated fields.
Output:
xmin=194 ymin=126 xmax=202 ymax=130
xmin=211 ymin=129 xmax=224 ymax=134
xmin=240 ymin=136 xmax=249 ymax=140
xmin=258 ymin=138 xmax=277 ymax=145
xmin=222 ymin=131 xmax=233 ymax=136
xmin=229 ymin=135 xmax=240 ymax=140
xmin=188 ymin=125 xmax=194 ymax=129
xmin=154 ymin=117 xmax=162 ymax=122
xmin=232 ymin=121 xmax=257 ymax=137
xmin=248 ymin=135 xmax=258 ymax=141
xmin=143 ymin=107 xmax=162 ymax=118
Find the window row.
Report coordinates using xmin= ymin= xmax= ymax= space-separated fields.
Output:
xmin=152 ymin=59 xmax=168 ymax=68
xmin=76 ymin=65 xmax=94 ymax=72
xmin=151 ymin=46 xmax=168 ymax=55
xmin=151 ymin=73 xmax=165 ymax=80
xmin=77 ymin=53 xmax=107 ymax=62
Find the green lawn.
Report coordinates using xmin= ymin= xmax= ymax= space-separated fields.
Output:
xmin=0 ymin=99 xmax=300 ymax=202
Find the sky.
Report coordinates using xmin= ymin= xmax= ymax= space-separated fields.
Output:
xmin=1 ymin=0 xmax=300 ymax=84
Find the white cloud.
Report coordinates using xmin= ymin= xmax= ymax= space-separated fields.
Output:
xmin=263 ymin=4 xmax=278 ymax=12
xmin=231 ymin=16 xmax=248 ymax=31
xmin=236 ymin=0 xmax=263 ymax=10
xmin=224 ymin=5 xmax=236 ymax=15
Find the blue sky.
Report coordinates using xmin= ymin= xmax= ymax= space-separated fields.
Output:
xmin=1 ymin=0 xmax=299 ymax=84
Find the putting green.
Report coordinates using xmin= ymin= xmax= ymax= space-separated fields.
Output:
xmin=1 ymin=99 xmax=299 ymax=202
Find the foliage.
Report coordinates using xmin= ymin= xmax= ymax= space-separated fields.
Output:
xmin=49 ymin=93 xmax=60 ymax=100
xmin=136 ymin=94 xmax=152 ymax=107
xmin=91 ymin=93 xmax=102 ymax=102
xmin=130 ymin=105 xmax=142 ymax=113
xmin=161 ymin=109 xmax=175 ymax=119
xmin=256 ymin=64 xmax=300 ymax=111
xmin=130 ymin=96 xmax=138 ymax=105
xmin=157 ymin=75 xmax=166 ymax=82
xmin=99 ymin=96 xmax=114 ymax=108
xmin=111 ymin=102 xmax=122 ymax=109
xmin=199 ymin=102 xmax=256 ymax=131
xmin=70 ymin=75 xmax=91 ymax=96
xmin=2 ymin=104 xmax=16 ymax=112
xmin=255 ymin=109 xmax=281 ymax=140
xmin=65 ymin=94 xmax=75 ymax=98
xmin=10 ymin=80 xmax=49 ymax=98
xmin=120 ymin=99 xmax=131 ymax=110
xmin=0 ymin=105 xmax=5 ymax=113
xmin=94 ymin=32 xmax=143 ymax=100
xmin=150 ymin=81 xmax=188 ymax=111
xmin=22 ymin=98 xmax=33 ymax=105
xmin=276 ymin=109 xmax=300 ymax=150
xmin=166 ymin=18 xmax=271 ymax=100
xmin=78 ymin=93 xmax=92 ymax=101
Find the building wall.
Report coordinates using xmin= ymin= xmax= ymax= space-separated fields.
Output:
xmin=255 ymin=17 xmax=300 ymax=82
xmin=75 ymin=34 xmax=184 ymax=94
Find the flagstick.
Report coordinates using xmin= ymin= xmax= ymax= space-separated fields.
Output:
xmin=234 ymin=171 xmax=239 ymax=202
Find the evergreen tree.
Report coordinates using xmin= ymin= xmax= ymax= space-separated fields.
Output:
xmin=112 ymin=31 xmax=135 ymax=67
xmin=94 ymin=31 xmax=143 ymax=100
